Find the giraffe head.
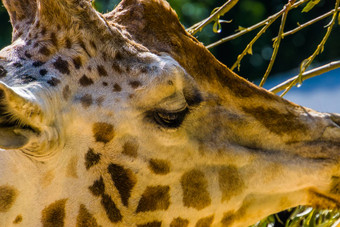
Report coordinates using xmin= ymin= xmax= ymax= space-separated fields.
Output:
xmin=0 ymin=0 xmax=340 ymax=226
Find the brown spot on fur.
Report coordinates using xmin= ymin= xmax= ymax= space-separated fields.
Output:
xmin=41 ymin=27 xmax=47 ymax=35
xmin=101 ymin=193 xmax=122 ymax=223
xmin=102 ymin=82 xmax=108 ymax=86
xmin=97 ymin=65 xmax=108 ymax=77
xmin=41 ymin=170 xmax=55 ymax=188
xmin=41 ymin=199 xmax=67 ymax=227
xmin=137 ymin=221 xmax=162 ymax=227
xmin=16 ymin=31 xmax=23 ymax=38
xmin=24 ymin=50 xmax=32 ymax=58
xmin=79 ymin=75 xmax=93 ymax=87
xmin=221 ymin=211 xmax=235 ymax=226
xmin=181 ymin=169 xmax=211 ymax=210
xmin=47 ymin=77 xmax=61 ymax=87
xmin=80 ymin=94 xmax=93 ymax=108
xmin=108 ymin=163 xmax=136 ymax=207
xmin=113 ymin=83 xmax=122 ymax=92
xmin=65 ymin=38 xmax=72 ymax=49
xmin=53 ymin=57 xmax=70 ymax=75
xmin=33 ymin=61 xmax=45 ymax=67
xmin=13 ymin=63 xmax=22 ymax=68
xmin=140 ymin=66 xmax=149 ymax=74
xmin=40 ymin=69 xmax=48 ymax=76
xmin=85 ymin=148 xmax=101 ymax=170
xmin=148 ymin=159 xmax=170 ymax=175
xmin=76 ymin=204 xmax=99 ymax=227
xmin=122 ymin=140 xmax=138 ymax=157
xmin=13 ymin=215 xmax=22 ymax=224
xmin=39 ymin=46 xmax=51 ymax=56
xmin=129 ymin=80 xmax=141 ymax=89
xmin=90 ymin=40 xmax=97 ymax=50
xmin=0 ymin=66 xmax=7 ymax=78
xmin=195 ymin=215 xmax=214 ymax=227
xmin=66 ymin=156 xmax=78 ymax=178
xmin=219 ymin=166 xmax=244 ymax=202
xmin=115 ymin=51 xmax=123 ymax=60
xmin=89 ymin=177 xmax=105 ymax=197
xmin=136 ymin=185 xmax=170 ymax=213
xmin=112 ymin=62 xmax=122 ymax=73
xmin=242 ymin=106 xmax=308 ymax=135
xmin=92 ymin=122 xmax=114 ymax=143
xmin=50 ymin=32 xmax=58 ymax=47
xmin=0 ymin=186 xmax=17 ymax=212
xmin=73 ymin=57 xmax=82 ymax=69
xmin=63 ymin=85 xmax=70 ymax=100
xmin=170 ymin=217 xmax=189 ymax=227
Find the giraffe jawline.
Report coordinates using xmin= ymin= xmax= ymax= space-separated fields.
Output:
xmin=309 ymin=190 xmax=340 ymax=209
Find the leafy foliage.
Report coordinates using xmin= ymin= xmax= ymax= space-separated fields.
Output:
xmin=251 ymin=206 xmax=340 ymax=227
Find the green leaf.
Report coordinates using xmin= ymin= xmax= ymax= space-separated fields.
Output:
xmin=302 ymin=0 xmax=321 ymax=13
xmin=338 ymin=13 xmax=340 ymax=25
xmin=237 ymin=26 xmax=246 ymax=31
xmin=246 ymin=46 xmax=253 ymax=55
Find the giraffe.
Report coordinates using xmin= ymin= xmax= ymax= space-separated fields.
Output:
xmin=0 ymin=0 xmax=340 ymax=226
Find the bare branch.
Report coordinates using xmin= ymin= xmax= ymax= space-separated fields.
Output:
xmin=280 ymin=0 xmax=340 ymax=96
xmin=230 ymin=20 xmax=275 ymax=71
xmin=272 ymin=7 xmax=340 ymax=40
xmin=187 ymin=0 xmax=239 ymax=36
xmin=259 ymin=1 xmax=292 ymax=87
xmin=269 ymin=60 xmax=340 ymax=94
xmin=206 ymin=0 xmax=309 ymax=49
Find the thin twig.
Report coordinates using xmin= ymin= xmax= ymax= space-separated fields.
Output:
xmin=269 ymin=60 xmax=340 ymax=94
xmin=206 ymin=0 xmax=309 ymax=49
xmin=187 ymin=0 xmax=239 ymax=35
xmin=230 ymin=20 xmax=275 ymax=71
xmin=272 ymin=7 xmax=340 ymax=40
xmin=280 ymin=0 xmax=340 ymax=97
xmin=259 ymin=1 xmax=292 ymax=87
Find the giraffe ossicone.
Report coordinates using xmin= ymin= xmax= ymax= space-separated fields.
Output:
xmin=0 ymin=0 xmax=340 ymax=226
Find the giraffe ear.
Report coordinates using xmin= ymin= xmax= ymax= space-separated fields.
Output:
xmin=106 ymin=0 xmax=185 ymax=54
xmin=3 ymin=0 xmax=106 ymax=42
xmin=106 ymin=0 xmax=227 ymax=86
xmin=2 ymin=0 xmax=37 ymax=41
xmin=37 ymin=0 xmax=94 ymax=27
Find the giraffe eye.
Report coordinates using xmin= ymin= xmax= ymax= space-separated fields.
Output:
xmin=154 ymin=108 xmax=188 ymax=128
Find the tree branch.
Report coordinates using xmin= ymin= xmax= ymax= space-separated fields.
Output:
xmin=187 ymin=0 xmax=239 ymax=36
xmin=280 ymin=0 xmax=340 ymax=96
xmin=230 ymin=19 xmax=275 ymax=71
xmin=272 ymin=7 xmax=340 ymax=41
xmin=269 ymin=60 xmax=340 ymax=94
xmin=259 ymin=0 xmax=292 ymax=87
xmin=206 ymin=0 xmax=309 ymax=49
